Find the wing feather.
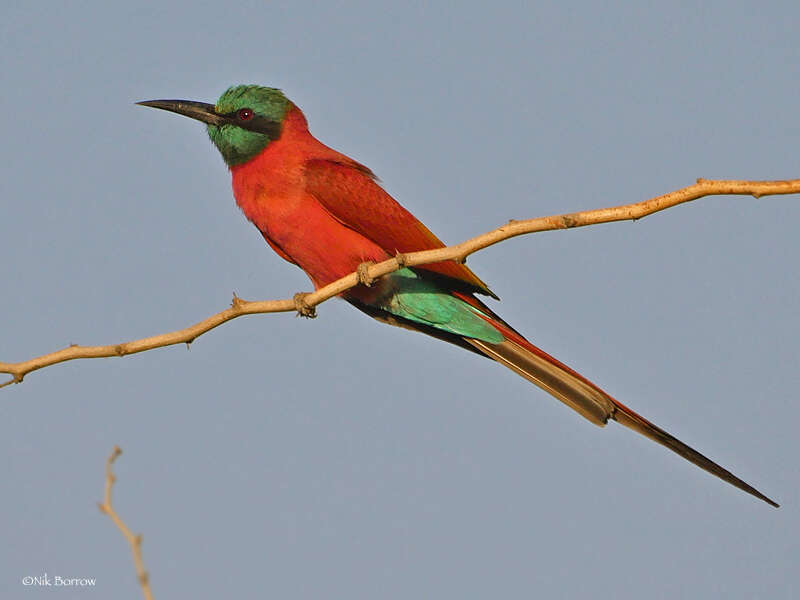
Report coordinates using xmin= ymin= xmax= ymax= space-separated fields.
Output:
xmin=304 ymin=158 xmax=496 ymax=297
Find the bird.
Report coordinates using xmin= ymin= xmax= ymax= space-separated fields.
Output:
xmin=138 ymin=84 xmax=777 ymax=507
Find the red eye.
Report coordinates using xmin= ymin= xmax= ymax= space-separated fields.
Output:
xmin=237 ymin=108 xmax=254 ymax=121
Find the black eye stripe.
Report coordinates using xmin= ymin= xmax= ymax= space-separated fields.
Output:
xmin=218 ymin=111 xmax=283 ymax=138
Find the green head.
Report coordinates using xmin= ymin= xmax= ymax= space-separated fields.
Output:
xmin=138 ymin=85 xmax=291 ymax=166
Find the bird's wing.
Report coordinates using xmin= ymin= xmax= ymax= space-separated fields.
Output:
xmin=304 ymin=158 xmax=496 ymax=297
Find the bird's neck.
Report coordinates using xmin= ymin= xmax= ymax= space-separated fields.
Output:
xmin=226 ymin=105 xmax=326 ymax=228
xmin=231 ymin=104 xmax=312 ymax=170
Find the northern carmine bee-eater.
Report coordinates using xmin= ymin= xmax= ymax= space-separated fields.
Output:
xmin=139 ymin=85 xmax=777 ymax=507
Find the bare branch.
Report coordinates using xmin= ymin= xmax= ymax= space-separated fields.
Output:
xmin=1 ymin=177 xmax=798 ymax=387
xmin=97 ymin=446 xmax=154 ymax=600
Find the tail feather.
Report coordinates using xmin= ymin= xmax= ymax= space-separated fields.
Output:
xmin=352 ymin=283 xmax=777 ymax=506
xmin=469 ymin=334 xmax=779 ymax=508
xmin=467 ymin=338 xmax=613 ymax=426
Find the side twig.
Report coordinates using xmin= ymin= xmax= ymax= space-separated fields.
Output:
xmin=1 ymin=177 xmax=798 ymax=388
xmin=97 ymin=446 xmax=154 ymax=600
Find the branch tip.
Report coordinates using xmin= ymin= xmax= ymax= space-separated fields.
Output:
xmin=99 ymin=445 xmax=154 ymax=600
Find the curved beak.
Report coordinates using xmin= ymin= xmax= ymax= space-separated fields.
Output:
xmin=136 ymin=99 xmax=224 ymax=126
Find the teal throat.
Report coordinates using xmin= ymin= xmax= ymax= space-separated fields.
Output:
xmin=207 ymin=85 xmax=291 ymax=166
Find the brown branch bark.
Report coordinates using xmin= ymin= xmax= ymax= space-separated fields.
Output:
xmin=1 ymin=177 xmax=797 ymax=388
xmin=97 ymin=446 xmax=154 ymax=600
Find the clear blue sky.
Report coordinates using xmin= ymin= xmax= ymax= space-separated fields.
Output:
xmin=2 ymin=2 xmax=798 ymax=598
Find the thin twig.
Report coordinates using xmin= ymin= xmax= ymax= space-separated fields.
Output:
xmin=97 ymin=446 xmax=154 ymax=600
xmin=1 ymin=177 xmax=798 ymax=388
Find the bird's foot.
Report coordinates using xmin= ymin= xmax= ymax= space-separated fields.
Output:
xmin=356 ymin=261 xmax=376 ymax=287
xmin=293 ymin=292 xmax=317 ymax=318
